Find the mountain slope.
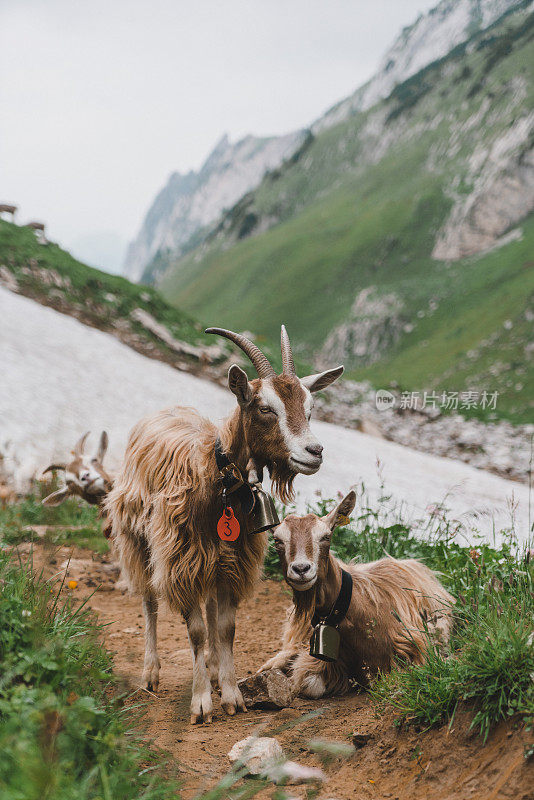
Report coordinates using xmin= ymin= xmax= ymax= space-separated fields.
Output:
xmin=129 ymin=0 xmax=524 ymax=288
xmin=157 ymin=2 xmax=534 ymax=423
xmin=123 ymin=131 xmax=305 ymax=283
xmin=0 ymin=219 xmax=307 ymax=378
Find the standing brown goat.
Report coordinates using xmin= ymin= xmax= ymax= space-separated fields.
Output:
xmin=42 ymin=431 xmax=113 ymax=507
xmin=105 ymin=326 xmax=344 ymax=723
xmin=260 ymin=491 xmax=453 ymax=697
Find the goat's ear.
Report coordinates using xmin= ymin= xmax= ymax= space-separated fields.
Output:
xmin=322 ymin=490 xmax=356 ymax=530
xmin=228 ymin=364 xmax=253 ymax=407
xmin=96 ymin=431 xmax=108 ymax=462
xmin=73 ymin=431 xmax=90 ymax=456
xmin=301 ymin=366 xmax=344 ymax=393
xmin=42 ymin=487 xmax=71 ymax=507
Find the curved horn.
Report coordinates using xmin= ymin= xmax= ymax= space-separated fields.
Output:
xmin=73 ymin=431 xmax=90 ymax=456
xmin=205 ymin=327 xmax=275 ymax=378
xmin=42 ymin=463 xmax=66 ymax=474
xmin=280 ymin=324 xmax=296 ymax=375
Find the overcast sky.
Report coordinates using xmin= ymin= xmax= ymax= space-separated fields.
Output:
xmin=1 ymin=0 xmax=437 ymax=269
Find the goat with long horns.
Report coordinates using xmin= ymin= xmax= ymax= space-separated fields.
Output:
xmin=205 ymin=325 xmax=343 ymax=499
xmin=105 ymin=325 xmax=343 ymax=723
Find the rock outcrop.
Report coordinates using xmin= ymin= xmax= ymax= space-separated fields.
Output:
xmin=319 ymin=287 xmax=404 ymax=366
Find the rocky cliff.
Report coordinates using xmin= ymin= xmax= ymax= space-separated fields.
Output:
xmin=123 ymin=131 xmax=305 ymax=283
xmin=314 ymin=0 xmax=525 ymax=132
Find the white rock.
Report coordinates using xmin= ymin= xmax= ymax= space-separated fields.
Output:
xmin=228 ymin=736 xmax=284 ymax=775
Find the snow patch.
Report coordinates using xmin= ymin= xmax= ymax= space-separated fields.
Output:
xmin=0 ymin=286 xmax=530 ymax=544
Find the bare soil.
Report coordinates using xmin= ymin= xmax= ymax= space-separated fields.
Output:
xmin=21 ymin=540 xmax=534 ymax=800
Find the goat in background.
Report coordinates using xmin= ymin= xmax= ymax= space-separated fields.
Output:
xmin=42 ymin=431 xmax=113 ymax=508
xmin=260 ymin=490 xmax=453 ymax=698
xmin=105 ymin=326 xmax=343 ymax=723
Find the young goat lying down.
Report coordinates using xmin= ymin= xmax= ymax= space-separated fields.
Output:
xmin=260 ymin=491 xmax=454 ymax=698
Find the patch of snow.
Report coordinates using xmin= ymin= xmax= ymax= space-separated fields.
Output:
xmin=0 ymin=287 xmax=531 ymax=544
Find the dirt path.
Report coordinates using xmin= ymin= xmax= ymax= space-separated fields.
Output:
xmin=25 ymin=541 xmax=534 ymax=800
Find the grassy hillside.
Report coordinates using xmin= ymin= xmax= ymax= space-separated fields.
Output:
xmin=0 ymin=220 xmax=230 ymax=372
xmin=159 ymin=4 xmax=534 ymax=423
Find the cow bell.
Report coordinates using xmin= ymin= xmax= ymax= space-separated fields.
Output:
xmin=309 ymin=623 xmax=340 ymax=662
xmin=248 ymin=484 xmax=280 ymax=534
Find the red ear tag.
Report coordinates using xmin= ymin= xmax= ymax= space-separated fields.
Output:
xmin=217 ymin=506 xmax=240 ymax=542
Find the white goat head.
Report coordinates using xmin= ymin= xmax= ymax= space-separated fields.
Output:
xmin=42 ymin=431 xmax=113 ymax=507
xmin=207 ymin=325 xmax=343 ymax=501
xmin=273 ymin=490 xmax=357 ymax=591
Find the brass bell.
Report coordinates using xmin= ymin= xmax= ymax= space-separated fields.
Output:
xmin=309 ymin=623 xmax=340 ymax=662
xmin=248 ymin=484 xmax=280 ymax=534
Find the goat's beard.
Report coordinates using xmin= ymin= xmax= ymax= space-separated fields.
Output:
xmin=290 ymin=584 xmax=316 ymax=626
xmin=268 ymin=461 xmax=296 ymax=505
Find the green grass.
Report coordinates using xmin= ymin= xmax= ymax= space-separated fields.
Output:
xmin=371 ymin=578 xmax=534 ymax=744
xmin=158 ymin=5 xmax=534 ymax=423
xmin=0 ymin=482 xmax=107 ymax=551
xmin=0 ymin=548 xmax=180 ymax=799
xmin=0 ymin=482 xmax=109 ymax=554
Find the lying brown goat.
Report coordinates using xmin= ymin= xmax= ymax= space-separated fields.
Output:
xmin=260 ymin=491 xmax=453 ymax=697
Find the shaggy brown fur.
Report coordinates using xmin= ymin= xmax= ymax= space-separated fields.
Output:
xmin=260 ymin=492 xmax=454 ymax=698
xmin=108 ymin=406 xmax=267 ymax=614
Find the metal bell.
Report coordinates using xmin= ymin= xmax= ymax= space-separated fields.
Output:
xmin=248 ymin=484 xmax=280 ymax=534
xmin=309 ymin=623 xmax=340 ymax=662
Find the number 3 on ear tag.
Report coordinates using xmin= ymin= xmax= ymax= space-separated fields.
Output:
xmin=217 ymin=507 xmax=240 ymax=542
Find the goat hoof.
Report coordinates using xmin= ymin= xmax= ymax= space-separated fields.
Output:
xmin=222 ymin=693 xmax=247 ymax=716
xmin=190 ymin=689 xmax=213 ymax=724
xmin=190 ymin=711 xmax=213 ymax=724
xmin=143 ymin=664 xmax=160 ymax=693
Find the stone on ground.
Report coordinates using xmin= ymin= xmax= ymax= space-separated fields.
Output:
xmin=238 ymin=668 xmax=294 ymax=709
xmin=228 ymin=736 xmax=283 ymax=775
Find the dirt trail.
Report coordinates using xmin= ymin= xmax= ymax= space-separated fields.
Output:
xmin=25 ymin=541 xmax=533 ymax=800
